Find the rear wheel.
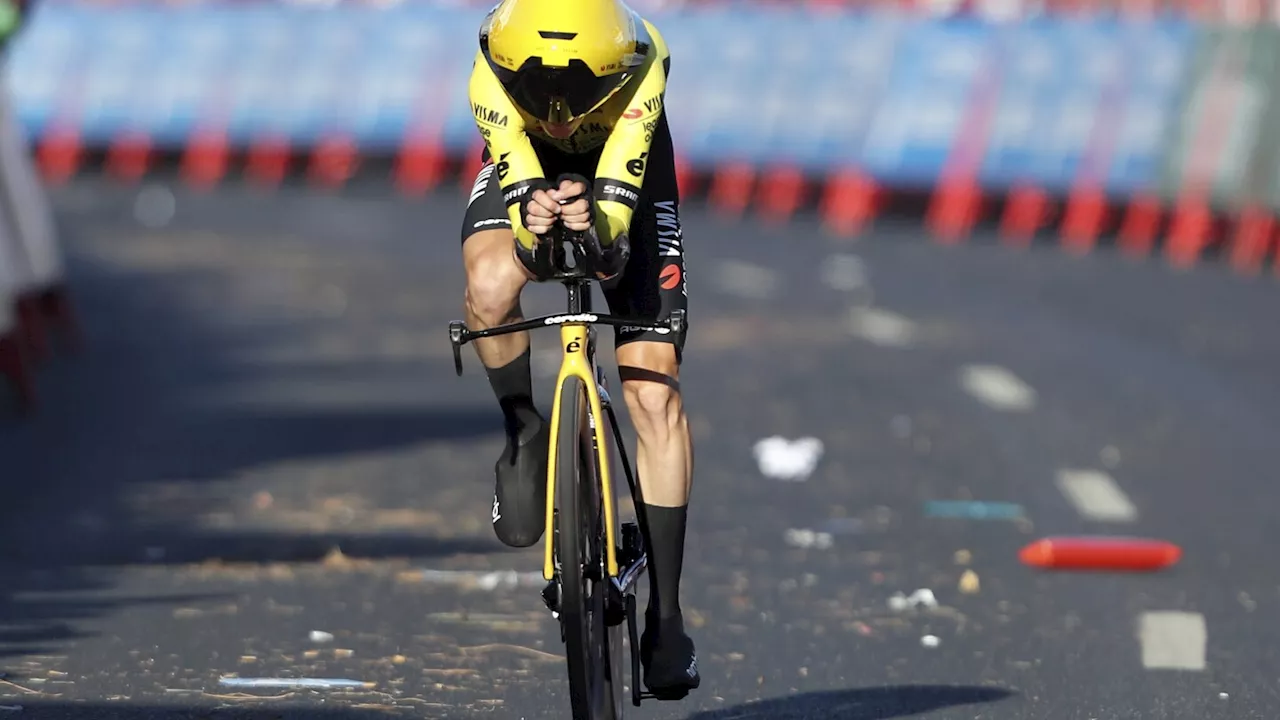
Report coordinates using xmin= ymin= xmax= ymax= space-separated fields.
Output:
xmin=557 ymin=375 xmax=615 ymax=719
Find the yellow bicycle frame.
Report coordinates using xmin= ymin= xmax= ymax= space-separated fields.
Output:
xmin=543 ymin=323 xmax=620 ymax=582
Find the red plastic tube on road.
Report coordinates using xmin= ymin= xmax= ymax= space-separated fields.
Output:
xmin=1019 ymin=536 xmax=1182 ymax=572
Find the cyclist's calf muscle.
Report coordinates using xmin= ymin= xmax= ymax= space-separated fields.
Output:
xmin=462 ymin=227 xmax=530 ymax=368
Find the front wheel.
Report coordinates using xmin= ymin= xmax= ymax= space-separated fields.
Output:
xmin=557 ymin=375 xmax=615 ymax=719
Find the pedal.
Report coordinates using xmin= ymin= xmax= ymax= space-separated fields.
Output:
xmin=620 ymin=522 xmax=643 ymax=562
xmin=541 ymin=579 xmax=560 ymax=619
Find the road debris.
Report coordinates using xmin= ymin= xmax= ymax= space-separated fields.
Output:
xmin=954 ymin=549 xmax=973 ymax=565
xmin=458 ymin=644 xmax=562 ymax=662
xmin=753 ymin=436 xmax=824 ymax=482
xmin=959 ymin=569 xmax=980 ymax=594
xmin=309 ymin=630 xmax=335 ymax=643
xmin=784 ymin=528 xmax=834 ymax=550
xmin=889 ymin=588 xmax=938 ymax=612
xmin=849 ymin=307 xmax=917 ymax=348
xmin=958 ymin=364 xmax=1036 ymax=412
xmin=218 ymin=677 xmax=373 ymax=690
xmin=921 ymin=634 xmax=941 ymax=648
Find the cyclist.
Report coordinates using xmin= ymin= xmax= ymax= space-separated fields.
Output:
xmin=460 ymin=0 xmax=699 ymax=699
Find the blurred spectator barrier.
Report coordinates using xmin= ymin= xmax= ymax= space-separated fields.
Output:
xmin=10 ymin=4 xmax=1280 ymax=271
xmin=0 ymin=47 xmax=76 ymax=415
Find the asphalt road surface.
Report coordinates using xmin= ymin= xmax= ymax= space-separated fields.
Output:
xmin=2 ymin=178 xmax=1278 ymax=719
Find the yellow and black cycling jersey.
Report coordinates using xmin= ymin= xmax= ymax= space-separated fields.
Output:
xmin=467 ymin=14 xmax=670 ymax=254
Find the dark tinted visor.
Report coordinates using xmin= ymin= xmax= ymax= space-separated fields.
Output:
xmin=489 ymin=55 xmax=630 ymax=124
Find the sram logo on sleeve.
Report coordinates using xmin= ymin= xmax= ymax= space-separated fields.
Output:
xmin=602 ymin=183 xmax=639 ymax=203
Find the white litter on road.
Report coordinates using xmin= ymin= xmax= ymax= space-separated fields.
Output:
xmin=958 ymin=364 xmax=1037 ymax=411
xmin=784 ymin=528 xmax=834 ymax=549
xmin=889 ymin=588 xmax=939 ymax=612
xmin=920 ymin=634 xmax=941 ymax=648
xmin=1056 ymin=468 xmax=1137 ymax=522
xmin=848 ymin=307 xmax=917 ymax=347
xmin=753 ymin=436 xmax=824 ymax=482
xmin=1139 ymin=611 xmax=1207 ymax=671
xmin=309 ymin=630 xmax=335 ymax=644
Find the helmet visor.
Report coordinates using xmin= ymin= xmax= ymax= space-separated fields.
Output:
xmin=494 ymin=56 xmax=631 ymax=125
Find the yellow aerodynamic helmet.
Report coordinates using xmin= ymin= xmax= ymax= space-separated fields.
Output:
xmin=480 ymin=0 xmax=652 ymax=125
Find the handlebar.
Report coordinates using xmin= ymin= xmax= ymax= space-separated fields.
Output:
xmin=448 ymin=308 xmax=686 ymax=377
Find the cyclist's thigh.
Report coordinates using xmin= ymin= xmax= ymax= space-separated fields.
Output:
xmin=602 ymin=112 xmax=687 ymax=362
xmin=461 ymin=153 xmax=526 ymax=294
xmin=462 ymin=150 xmax=513 ymax=246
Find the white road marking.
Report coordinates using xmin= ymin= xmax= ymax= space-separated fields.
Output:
xmin=1139 ymin=612 xmax=1207 ymax=671
xmin=1056 ymin=468 xmax=1138 ymax=522
xmin=711 ymin=260 xmax=778 ymax=299
xmin=849 ymin=307 xmax=917 ymax=347
xmin=958 ymin=364 xmax=1036 ymax=411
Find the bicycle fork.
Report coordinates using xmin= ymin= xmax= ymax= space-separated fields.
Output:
xmin=541 ymin=365 xmax=648 ymax=623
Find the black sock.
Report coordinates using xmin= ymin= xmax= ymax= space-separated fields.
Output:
xmin=485 ymin=349 xmax=541 ymax=441
xmin=644 ymin=504 xmax=688 ymax=621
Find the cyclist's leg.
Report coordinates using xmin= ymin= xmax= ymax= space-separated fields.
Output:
xmin=461 ymin=152 xmax=546 ymax=549
xmin=601 ymin=112 xmax=699 ymax=694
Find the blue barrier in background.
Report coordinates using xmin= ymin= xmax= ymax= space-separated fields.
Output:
xmin=5 ymin=5 xmax=1199 ymax=195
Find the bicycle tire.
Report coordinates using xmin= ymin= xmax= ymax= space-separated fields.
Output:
xmin=589 ymin=393 xmax=626 ymax=718
xmin=558 ymin=375 xmax=613 ymax=719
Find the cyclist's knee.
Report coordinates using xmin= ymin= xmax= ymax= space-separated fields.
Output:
xmin=464 ymin=231 xmax=525 ymax=322
xmin=624 ymin=380 xmax=681 ymax=426
xmin=617 ymin=345 xmax=683 ymax=437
